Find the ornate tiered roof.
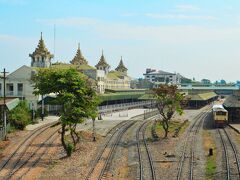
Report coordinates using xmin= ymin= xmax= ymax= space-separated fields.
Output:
xmin=115 ymin=57 xmax=128 ymax=72
xmin=95 ymin=51 xmax=110 ymax=69
xmin=29 ymin=32 xmax=53 ymax=58
xmin=70 ymin=43 xmax=88 ymax=65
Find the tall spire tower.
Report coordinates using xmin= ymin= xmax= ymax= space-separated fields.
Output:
xmin=70 ymin=43 xmax=88 ymax=65
xmin=29 ymin=32 xmax=54 ymax=68
xmin=115 ymin=56 xmax=128 ymax=74
xmin=95 ymin=50 xmax=110 ymax=74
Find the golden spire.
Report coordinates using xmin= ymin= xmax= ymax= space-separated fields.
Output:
xmin=29 ymin=32 xmax=53 ymax=58
xmin=70 ymin=43 xmax=88 ymax=65
xmin=115 ymin=56 xmax=128 ymax=73
xmin=95 ymin=50 xmax=110 ymax=69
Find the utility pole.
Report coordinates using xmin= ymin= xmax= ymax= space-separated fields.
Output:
xmin=41 ymin=94 xmax=44 ymax=121
xmin=1 ymin=68 xmax=8 ymax=140
xmin=92 ymin=117 xmax=96 ymax=141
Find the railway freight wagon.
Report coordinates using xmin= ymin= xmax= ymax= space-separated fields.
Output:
xmin=212 ymin=104 xmax=228 ymax=127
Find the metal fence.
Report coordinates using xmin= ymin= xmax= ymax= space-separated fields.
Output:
xmin=98 ymin=100 xmax=156 ymax=113
xmin=42 ymin=100 xmax=156 ymax=114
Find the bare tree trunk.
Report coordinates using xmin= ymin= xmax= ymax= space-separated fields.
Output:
xmin=61 ymin=124 xmax=68 ymax=154
xmin=70 ymin=125 xmax=76 ymax=149
xmin=72 ymin=123 xmax=80 ymax=142
xmin=162 ymin=119 xmax=169 ymax=138
xmin=151 ymin=120 xmax=159 ymax=140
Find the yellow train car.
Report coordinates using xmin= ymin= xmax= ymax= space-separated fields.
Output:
xmin=212 ymin=104 xmax=228 ymax=128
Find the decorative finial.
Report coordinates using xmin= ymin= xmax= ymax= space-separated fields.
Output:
xmin=78 ymin=43 xmax=80 ymax=49
xmin=40 ymin=32 xmax=43 ymax=40
xmin=102 ymin=49 xmax=104 ymax=56
xmin=121 ymin=56 xmax=122 ymax=60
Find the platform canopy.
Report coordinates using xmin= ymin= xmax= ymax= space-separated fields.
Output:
xmin=187 ymin=92 xmax=217 ymax=101
xmin=0 ymin=98 xmax=19 ymax=110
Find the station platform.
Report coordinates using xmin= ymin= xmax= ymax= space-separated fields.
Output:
xmin=229 ymin=124 xmax=240 ymax=134
xmin=26 ymin=116 xmax=59 ymax=131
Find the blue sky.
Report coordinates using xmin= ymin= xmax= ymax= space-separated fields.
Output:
xmin=1 ymin=0 xmax=240 ymax=82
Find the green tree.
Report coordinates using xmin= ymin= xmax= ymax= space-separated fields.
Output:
xmin=153 ymin=85 xmax=184 ymax=138
xmin=9 ymin=100 xmax=31 ymax=130
xmin=32 ymin=68 xmax=99 ymax=156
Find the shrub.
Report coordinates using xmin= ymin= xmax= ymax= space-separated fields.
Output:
xmin=9 ymin=101 xmax=31 ymax=130
xmin=66 ymin=143 xmax=74 ymax=156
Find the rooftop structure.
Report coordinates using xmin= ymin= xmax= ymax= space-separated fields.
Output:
xmin=95 ymin=51 xmax=110 ymax=74
xmin=29 ymin=33 xmax=54 ymax=68
xmin=115 ymin=57 xmax=128 ymax=74
xmin=70 ymin=43 xmax=88 ymax=65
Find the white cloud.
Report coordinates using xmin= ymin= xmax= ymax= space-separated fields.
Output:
xmin=145 ymin=13 xmax=217 ymax=20
xmin=176 ymin=4 xmax=200 ymax=11
xmin=36 ymin=17 xmax=239 ymax=43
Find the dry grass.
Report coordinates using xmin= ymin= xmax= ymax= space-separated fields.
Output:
xmin=155 ymin=120 xmax=190 ymax=138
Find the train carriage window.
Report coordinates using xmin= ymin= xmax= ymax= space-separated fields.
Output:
xmin=216 ymin=111 xmax=226 ymax=115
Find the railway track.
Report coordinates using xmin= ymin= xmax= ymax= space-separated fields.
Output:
xmin=85 ymin=120 xmax=131 ymax=180
xmin=85 ymin=114 xmax=158 ymax=180
xmin=176 ymin=109 xmax=210 ymax=180
xmin=86 ymin=120 xmax=137 ymax=180
xmin=136 ymin=120 xmax=156 ymax=180
xmin=0 ymin=122 xmax=60 ymax=179
xmin=86 ymin=113 xmax=158 ymax=180
xmin=218 ymin=128 xmax=240 ymax=180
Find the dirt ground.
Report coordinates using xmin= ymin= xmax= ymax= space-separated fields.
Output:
xmin=38 ymin=131 xmax=104 ymax=179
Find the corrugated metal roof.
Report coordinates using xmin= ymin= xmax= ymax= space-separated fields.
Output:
xmin=180 ymin=86 xmax=239 ymax=90
xmin=0 ymin=98 xmax=19 ymax=110
xmin=187 ymin=92 xmax=217 ymax=101
xmin=224 ymin=95 xmax=240 ymax=108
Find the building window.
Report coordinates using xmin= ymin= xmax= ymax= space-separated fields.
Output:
xmin=18 ymin=83 xmax=23 ymax=96
xmin=156 ymin=77 xmax=165 ymax=82
xmin=6 ymin=83 xmax=14 ymax=96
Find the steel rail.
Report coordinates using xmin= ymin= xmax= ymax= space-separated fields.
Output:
xmin=5 ymin=126 xmax=61 ymax=179
xmin=223 ymin=128 xmax=240 ymax=178
xmin=142 ymin=122 xmax=156 ymax=180
xmin=98 ymin=121 xmax=136 ymax=180
xmin=218 ymin=129 xmax=231 ymax=180
xmin=85 ymin=120 xmax=130 ymax=180
xmin=177 ymin=109 xmax=209 ymax=180
xmin=0 ymin=121 xmax=59 ymax=172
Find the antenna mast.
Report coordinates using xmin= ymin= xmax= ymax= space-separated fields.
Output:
xmin=53 ymin=24 xmax=56 ymax=62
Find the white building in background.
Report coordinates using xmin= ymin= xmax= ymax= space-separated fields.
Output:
xmin=143 ymin=68 xmax=181 ymax=87
xmin=0 ymin=65 xmax=38 ymax=107
xmin=0 ymin=33 xmax=132 ymax=107
xmin=0 ymin=33 xmax=51 ymax=107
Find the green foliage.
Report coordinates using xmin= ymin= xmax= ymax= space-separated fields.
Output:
xmin=66 ymin=142 xmax=74 ymax=157
xmin=32 ymin=68 xmax=99 ymax=156
xmin=153 ymin=85 xmax=184 ymax=138
xmin=9 ymin=100 xmax=31 ymax=130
